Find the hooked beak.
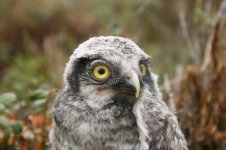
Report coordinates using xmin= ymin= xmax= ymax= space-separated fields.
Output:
xmin=125 ymin=71 xmax=140 ymax=98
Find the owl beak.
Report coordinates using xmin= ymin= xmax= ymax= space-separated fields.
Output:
xmin=125 ymin=71 xmax=140 ymax=98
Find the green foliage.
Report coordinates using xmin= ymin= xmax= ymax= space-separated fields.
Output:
xmin=0 ymin=90 xmax=49 ymax=116
xmin=0 ymin=116 xmax=10 ymax=129
xmin=12 ymin=122 xmax=23 ymax=135
xmin=0 ymin=115 xmax=23 ymax=141
xmin=0 ymin=90 xmax=50 ymax=148
xmin=0 ymin=93 xmax=19 ymax=115
xmin=1 ymin=56 xmax=47 ymax=96
xmin=29 ymin=89 xmax=48 ymax=101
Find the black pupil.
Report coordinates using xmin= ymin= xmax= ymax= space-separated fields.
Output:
xmin=140 ymin=66 xmax=143 ymax=71
xmin=98 ymin=68 xmax=105 ymax=75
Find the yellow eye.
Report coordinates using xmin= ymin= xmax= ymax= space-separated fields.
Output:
xmin=92 ymin=64 xmax=110 ymax=81
xmin=140 ymin=64 xmax=147 ymax=76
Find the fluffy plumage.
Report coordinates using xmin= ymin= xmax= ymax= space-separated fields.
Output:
xmin=49 ymin=36 xmax=188 ymax=150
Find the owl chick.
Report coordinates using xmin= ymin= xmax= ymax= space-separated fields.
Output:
xmin=49 ymin=36 xmax=188 ymax=150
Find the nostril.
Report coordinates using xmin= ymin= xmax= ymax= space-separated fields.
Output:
xmin=124 ymin=75 xmax=131 ymax=80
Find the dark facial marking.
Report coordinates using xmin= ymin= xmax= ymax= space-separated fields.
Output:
xmin=139 ymin=59 xmax=156 ymax=93
xmin=67 ymin=57 xmax=90 ymax=93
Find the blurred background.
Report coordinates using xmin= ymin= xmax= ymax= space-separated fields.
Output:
xmin=0 ymin=0 xmax=226 ymax=149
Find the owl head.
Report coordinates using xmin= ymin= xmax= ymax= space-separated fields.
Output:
xmin=63 ymin=36 xmax=158 ymax=108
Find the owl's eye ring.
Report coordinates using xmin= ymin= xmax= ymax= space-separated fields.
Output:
xmin=92 ymin=63 xmax=111 ymax=81
xmin=139 ymin=64 xmax=147 ymax=76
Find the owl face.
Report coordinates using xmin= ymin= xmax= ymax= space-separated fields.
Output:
xmin=64 ymin=36 xmax=155 ymax=108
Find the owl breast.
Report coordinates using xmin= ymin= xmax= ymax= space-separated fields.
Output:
xmin=77 ymin=112 xmax=139 ymax=149
xmin=75 ymin=101 xmax=140 ymax=150
xmin=52 ymin=91 xmax=140 ymax=150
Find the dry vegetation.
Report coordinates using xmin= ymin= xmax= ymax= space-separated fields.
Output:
xmin=0 ymin=0 xmax=226 ymax=149
xmin=166 ymin=3 xmax=226 ymax=149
